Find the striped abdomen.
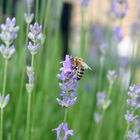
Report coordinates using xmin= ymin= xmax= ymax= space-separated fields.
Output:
xmin=77 ymin=68 xmax=85 ymax=81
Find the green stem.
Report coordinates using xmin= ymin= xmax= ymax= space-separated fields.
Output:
xmin=107 ymin=83 xmax=113 ymax=100
xmin=95 ymin=109 xmax=105 ymax=139
xmin=26 ymin=91 xmax=32 ymax=140
xmin=2 ymin=59 xmax=8 ymax=97
xmin=123 ymin=124 xmax=130 ymax=140
xmin=43 ymin=0 xmax=51 ymax=33
xmin=35 ymin=0 xmax=39 ymax=21
xmin=0 ymin=109 xmax=4 ymax=140
xmin=12 ymin=23 xmax=29 ymax=139
xmin=0 ymin=58 xmax=8 ymax=140
xmin=63 ymin=108 xmax=68 ymax=122
xmin=25 ymin=54 xmax=35 ymax=140
xmin=19 ymin=23 xmax=29 ymax=94
xmin=98 ymin=56 xmax=104 ymax=91
xmin=31 ymin=54 xmax=34 ymax=68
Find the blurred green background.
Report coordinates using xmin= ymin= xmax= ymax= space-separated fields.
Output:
xmin=0 ymin=0 xmax=140 ymax=140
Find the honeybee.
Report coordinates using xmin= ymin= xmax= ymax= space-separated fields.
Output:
xmin=71 ymin=57 xmax=92 ymax=81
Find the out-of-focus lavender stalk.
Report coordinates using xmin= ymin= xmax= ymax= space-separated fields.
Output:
xmin=25 ymin=22 xmax=42 ymax=140
xmin=11 ymin=9 xmax=35 ymax=140
xmin=79 ymin=0 xmax=90 ymax=58
xmin=94 ymin=91 xmax=111 ymax=139
xmin=94 ymin=70 xmax=117 ymax=139
xmin=124 ymin=84 xmax=140 ymax=140
xmin=0 ymin=17 xmax=19 ymax=140
xmin=53 ymin=55 xmax=78 ymax=140
xmin=97 ymin=44 xmax=107 ymax=91
xmin=112 ymin=0 xmax=128 ymax=43
xmin=24 ymin=0 xmax=33 ymax=14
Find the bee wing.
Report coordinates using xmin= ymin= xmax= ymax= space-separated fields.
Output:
xmin=81 ymin=62 xmax=92 ymax=70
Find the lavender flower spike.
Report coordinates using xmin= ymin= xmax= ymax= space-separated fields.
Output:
xmin=0 ymin=93 xmax=10 ymax=109
xmin=112 ymin=0 xmax=128 ymax=18
xmin=0 ymin=44 xmax=15 ymax=59
xmin=125 ymin=110 xmax=138 ymax=124
xmin=127 ymin=84 xmax=140 ymax=109
xmin=28 ymin=22 xmax=42 ymax=43
xmin=0 ymin=17 xmax=19 ymax=45
xmin=28 ymin=41 xmax=40 ymax=55
xmin=52 ymin=122 xmax=73 ymax=140
xmin=56 ymin=55 xmax=78 ymax=107
xmin=127 ymin=130 xmax=139 ymax=140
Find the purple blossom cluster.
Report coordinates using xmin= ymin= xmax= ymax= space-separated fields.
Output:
xmin=127 ymin=84 xmax=140 ymax=109
xmin=0 ymin=18 xmax=19 ymax=45
xmin=114 ymin=25 xmax=123 ymax=41
xmin=125 ymin=84 xmax=140 ymax=139
xmin=112 ymin=0 xmax=128 ymax=19
xmin=0 ymin=18 xmax=19 ymax=60
xmin=53 ymin=122 xmax=73 ymax=140
xmin=56 ymin=55 xmax=78 ymax=108
xmin=28 ymin=22 xmax=42 ymax=55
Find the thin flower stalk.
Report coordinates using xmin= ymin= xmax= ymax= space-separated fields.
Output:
xmin=0 ymin=17 xmax=19 ymax=140
xmin=25 ymin=22 xmax=42 ymax=140
xmin=12 ymin=12 xmax=34 ymax=140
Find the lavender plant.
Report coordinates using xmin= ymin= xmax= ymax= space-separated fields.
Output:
xmin=124 ymin=84 xmax=140 ymax=140
xmin=53 ymin=55 xmax=78 ymax=140
xmin=112 ymin=0 xmax=128 ymax=19
xmin=94 ymin=70 xmax=117 ymax=139
xmin=0 ymin=1 xmax=140 ymax=140
xmin=0 ymin=17 xmax=19 ymax=140
xmin=25 ymin=22 xmax=42 ymax=140
xmin=112 ymin=0 xmax=128 ymax=45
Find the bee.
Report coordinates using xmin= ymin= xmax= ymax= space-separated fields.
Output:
xmin=71 ymin=57 xmax=92 ymax=81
